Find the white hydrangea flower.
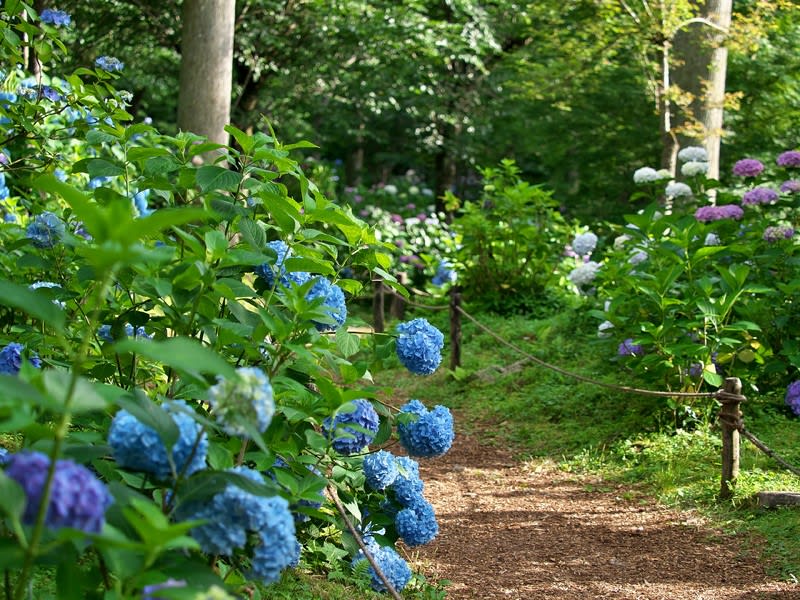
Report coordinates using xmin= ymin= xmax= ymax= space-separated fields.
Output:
xmin=629 ymin=250 xmax=648 ymax=265
xmin=665 ymin=182 xmax=692 ymax=198
xmin=677 ymin=146 xmax=708 ymax=163
xmin=572 ymin=232 xmax=598 ymax=256
xmin=597 ymin=320 xmax=614 ymax=338
xmin=681 ymin=161 xmax=709 ymax=177
xmin=568 ymin=261 xmax=600 ymax=287
xmin=704 ymin=233 xmax=721 ymax=246
xmin=633 ymin=167 xmax=659 ymax=183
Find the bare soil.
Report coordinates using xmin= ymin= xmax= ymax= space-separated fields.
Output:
xmin=412 ymin=430 xmax=800 ymax=600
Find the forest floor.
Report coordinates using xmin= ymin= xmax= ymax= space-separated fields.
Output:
xmin=412 ymin=424 xmax=800 ymax=600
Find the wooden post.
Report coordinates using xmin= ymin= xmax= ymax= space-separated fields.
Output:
xmin=372 ymin=278 xmax=384 ymax=334
xmin=719 ymin=376 xmax=743 ymax=500
xmin=449 ymin=286 xmax=461 ymax=371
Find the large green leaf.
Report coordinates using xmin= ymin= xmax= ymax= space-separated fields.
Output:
xmin=0 ymin=279 xmax=66 ymax=332
xmin=196 ymin=165 xmax=242 ymax=193
xmin=113 ymin=337 xmax=236 ymax=379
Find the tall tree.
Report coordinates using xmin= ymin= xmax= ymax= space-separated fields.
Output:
xmin=177 ymin=0 xmax=235 ymax=155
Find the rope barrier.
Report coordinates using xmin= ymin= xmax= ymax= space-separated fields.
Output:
xmin=383 ymin=287 xmax=449 ymax=312
xmin=717 ymin=414 xmax=800 ymax=478
xmin=455 ymin=305 xmax=717 ymax=399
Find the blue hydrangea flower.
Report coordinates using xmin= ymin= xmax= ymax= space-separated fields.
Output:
xmin=249 ymin=496 xmax=298 ymax=583
xmin=39 ymin=8 xmax=71 ymax=26
xmin=4 ymin=451 xmax=112 ymax=533
xmin=352 ymin=545 xmax=412 ymax=593
xmin=323 ymin=399 xmax=380 ymax=455
xmin=0 ymin=342 xmax=42 ymax=375
xmin=255 ymin=240 xmax=291 ymax=288
xmin=95 ymin=56 xmax=124 ymax=72
xmin=0 ymin=447 xmax=9 ymax=465
xmin=306 ymin=276 xmax=347 ymax=331
xmin=397 ymin=399 xmax=454 ymax=458
xmin=363 ymin=450 xmax=399 ymax=490
xmin=390 ymin=456 xmax=424 ymax=507
xmin=571 ymin=232 xmax=598 ymax=256
xmin=97 ymin=323 xmax=153 ymax=343
xmin=26 ymin=211 xmax=66 ymax=248
xmin=142 ymin=579 xmax=186 ymax=600
xmin=785 ymin=381 xmax=800 ymax=416
xmin=207 ymin=366 xmax=274 ymax=437
xmin=395 ymin=496 xmax=438 ymax=546
xmin=133 ymin=190 xmax=153 ymax=217
xmin=88 ymin=176 xmax=111 ymax=189
xmin=108 ymin=400 xmax=207 ymax=480
xmin=395 ymin=318 xmax=444 ymax=376
xmin=431 ymin=261 xmax=457 ymax=286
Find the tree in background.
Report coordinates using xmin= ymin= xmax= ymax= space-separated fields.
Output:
xmin=177 ymin=0 xmax=235 ymax=155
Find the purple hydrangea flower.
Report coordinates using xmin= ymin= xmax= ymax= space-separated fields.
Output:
xmin=776 ymin=150 xmax=800 ymax=168
xmin=323 ymin=399 xmax=380 ymax=455
xmin=732 ymin=158 xmax=764 ymax=177
xmin=26 ymin=211 xmax=66 ymax=248
xmin=785 ymin=381 xmax=800 ymax=416
xmin=763 ymin=225 xmax=794 ymax=243
xmin=694 ymin=204 xmax=744 ymax=222
xmin=0 ymin=342 xmax=42 ymax=374
xmin=741 ymin=187 xmax=779 ymax=206
xmin=395 ymin=318 xmax=444 ymax=375
xmin=780 ymin=180 xmax=800 ymax=194
xmin=39 ymin=8 xmax=71 ymax=26
xmin=4 ymin=451 xmax=113 ymax=533
xmin=617 ymin=338 xmax=643 ymax=357
xmin=397 ymin=399 xmax=454 ymax=458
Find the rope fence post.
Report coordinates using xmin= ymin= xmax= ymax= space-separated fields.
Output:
xmin=389 ymin=272 xmax=407 ymax=320
xmin=449 ymin=286 xmax=461 ymax=371
xmin=719 ymin=376 xmax=743 ymax=500
xmin=372 ymin=277 xmax=384 ymax=334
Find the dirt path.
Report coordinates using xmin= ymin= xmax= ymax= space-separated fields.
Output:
xmin=412 ymin=432 xmax=800 ymax=600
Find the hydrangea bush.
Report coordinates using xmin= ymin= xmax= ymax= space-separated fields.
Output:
xmin=593 ymin=143 xmax=800 ymax=424
xmin=0 ymin=6 xmax=453 ymax=598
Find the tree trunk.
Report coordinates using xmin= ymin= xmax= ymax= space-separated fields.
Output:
xmin=177 ymin=0 xmax=235 ymax=161
xmin=670 ymin=0 xmax=732 ymax=181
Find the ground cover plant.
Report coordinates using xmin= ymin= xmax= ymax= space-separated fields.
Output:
xmin=0 ymin=6 xmax=455 ymax=599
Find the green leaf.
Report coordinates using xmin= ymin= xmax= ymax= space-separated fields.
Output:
xmin=0 ymin=279 xmax=66 ymax=332
xmin=237 ymin=217 xmax=266 ymax=251
xmin=196 ymin=165 xmax=242 ymax=193
xmin=87 ymin=158 xmax=125 ymax=178
xmin=335 ymin=329 xmax=360 ymax=358
xmin=284 ymin=256 xmax=335 ymax=276
xmin=224 ymin=124 xmax=254 ymax=154
xmin=113 ymin=337 xmax=236 ymax=379
xmin=0 ymin=472 xmax=25 ymax=522
xmin=42 ymin=371 xmax=109 ymax=413
xmin=204 ymin=230 xmax=228 ymax=260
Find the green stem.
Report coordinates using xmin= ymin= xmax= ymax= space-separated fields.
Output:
xmin=12 ymin=268 xmax=118 ymax=600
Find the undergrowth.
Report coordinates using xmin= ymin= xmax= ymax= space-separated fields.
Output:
xmin=382 ymin=305 xmax=800 ymax=581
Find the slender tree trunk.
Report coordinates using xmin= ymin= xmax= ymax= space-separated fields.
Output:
xmin=702 ymin=0 xmax=732 ymax=182
xmin=177 ymin=0 xmax=235 ymax=160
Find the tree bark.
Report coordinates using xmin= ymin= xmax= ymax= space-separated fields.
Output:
xmin=670 ymin=0 xmax=732 ymax=181
xmin=177 ymin=0 xmax=235 ymax=160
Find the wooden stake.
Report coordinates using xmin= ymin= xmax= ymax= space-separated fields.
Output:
xmin=372 ymin=278 xmax=384 ymax=333
xmin=450 ymin=286 xmax=461 ymax=370
xmin=719 ymin=377 xmax=743 ymax=500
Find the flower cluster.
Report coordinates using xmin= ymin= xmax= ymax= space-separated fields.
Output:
xmin=384 ymin=456 xmax=438 ymax=546
xmin=97 ymin=323 xmax=154 ymax=342
xmin=322 ymin=399 xmax=380 ymax=455
xmin=26 ymin=211 xmax=66 ymax=248
xmin=39 ymin=8 xmax=71 ymax=26
xmin=571 ymin=232 xmax=598 ymax=256
xmin=776 ymin=150 xmax=800 ymax=168
xmin=677 ymin=146 xmax=708 ymax=163
xmin=306 ymin=276 xmax=347 ymax=331
xmin=108 ymin=400 xmax=207 ymax=480
xmin=397 ymin=399 xmax=454 ymax=458
xmin=785 ymin=381 xmax=800 ymax=416
xmin=207 ymin=366 xmax=274 ymax=437
xmin=176 ymin=467 xmax=298 ymax=584
xmin=431 ymin=260 xmax=457 ymax=286
xmin=741 ymin=186 xmax=779 ymax=206
xmin=632 ymin=167 xmax=660 ymax=184
xmin=694 ymin=204 xmax=744 ymax=223
xmin=395 ymin=318 xmax=444 ymax=376
xmin=665 ymin=182 xmax=692 ymax=199
xmin=363 ymin=450 xmax=399 ymax=490
xmin=781 ymin=180 xmax=800 ymax=194
xmin=4 ymin=451 xmax=113 ymax=533
xmin=763 ymin=225 xmax=794 ymax=243
xmin=255 ymin=240 xmax=292 ymax=288
xmin=95 ymin=56 xmax=124 ymax=72
xmin=617 ymin=338 xmax=643 ymax=357
xmin=567 ymin=261 xmax=600 ymax=288
xmin=352 ymin=537 xmax=412 ymax=593
xmin=732 ymin=158 xmax=764 ymax=178
xmin=0 ymin=342 xmax=42 ymax=374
